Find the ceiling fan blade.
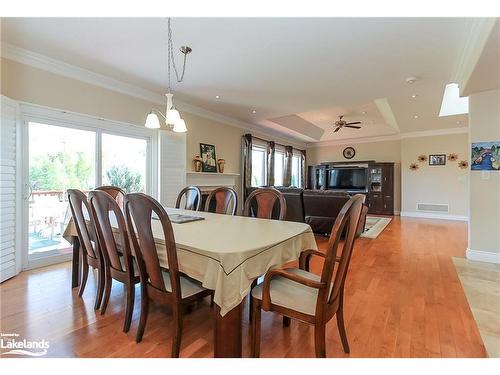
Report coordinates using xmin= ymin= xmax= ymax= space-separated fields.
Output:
xmin=345 ymin=125 xmax=361 ymax=129
xmin=333 ymin=127 xmax=341 ymax=132
xmin=346 ymin=121 xmax=362 ymax=125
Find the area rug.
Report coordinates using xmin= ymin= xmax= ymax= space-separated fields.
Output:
xmin=360 ymin=216 xmax=392 ymax=239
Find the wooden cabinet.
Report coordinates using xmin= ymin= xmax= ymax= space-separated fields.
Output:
xmin=307 ymin=165 xmax=327 ymax=190
xmin=365 ymin=162 xmax=394 ymax=215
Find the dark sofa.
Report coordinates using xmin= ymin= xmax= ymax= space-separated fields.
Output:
xmin=246 ymin=187 xmax=368 ymax=236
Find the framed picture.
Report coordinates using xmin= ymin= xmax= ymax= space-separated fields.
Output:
xmin=471 ymin=141 xmax=500 ymax=171
xmin=429 ymin=154 xmax=446 ymax=166
xmin=200 ymin=143 xmax=217 ymax=172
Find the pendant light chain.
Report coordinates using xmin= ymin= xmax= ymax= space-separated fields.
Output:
xmin=167 ymin=17 xmax=188 ymax=91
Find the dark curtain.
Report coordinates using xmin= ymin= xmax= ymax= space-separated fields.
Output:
xmin=300 ymin=149 xmax=307 ymax=188
xmin=283 ymin=145 xmax=293 ymax=186
xmin=242 ymin=134 xmax=252 ymax=199
xmin=266 ymin=141 xmax=275 ymax=186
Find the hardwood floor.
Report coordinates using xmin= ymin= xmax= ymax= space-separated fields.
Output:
xmin=0 ymin=217 xmax=487 ymax=358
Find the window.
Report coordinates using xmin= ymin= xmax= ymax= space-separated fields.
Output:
xmin=102 ymin=133 xmax=148 ymax=193
xmin=274 ymin=150 xmax=285 ymax=186
xmin=291 ymin=153 xmax=303 ymax=188
xmin=251 ymin=145 xmax=267 ymax=187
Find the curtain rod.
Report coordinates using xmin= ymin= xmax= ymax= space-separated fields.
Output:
xmin=249 ymin=134 xmax=305 ymax=152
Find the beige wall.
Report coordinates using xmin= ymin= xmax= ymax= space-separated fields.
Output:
xmin=1 ymin=58 xmax=305 ymax=202
xmin=468 ymin=89 xmax=500 ymax=254
xmin=401 ymin=133 xmax=469 ymax=217
xmin=307 ymin=140 xmax=402 ymax=212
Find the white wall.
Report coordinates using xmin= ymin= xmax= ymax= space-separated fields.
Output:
xmin=468 ymin=89 xmax=500 ymax=261
xmin=401 ymin=133 xmax=469 ymax=219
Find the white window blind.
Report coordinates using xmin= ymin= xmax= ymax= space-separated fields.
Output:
xmin=1 ymin=96 xmax=20 ymax=282
xmin=159 ymin=130 xmax=186 ymax=207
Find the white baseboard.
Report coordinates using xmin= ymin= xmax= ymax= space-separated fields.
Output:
xmin=400 ymin=211 xmax=468 ymax=221
xmin=466 ymin=248 xmax=500 ymax=264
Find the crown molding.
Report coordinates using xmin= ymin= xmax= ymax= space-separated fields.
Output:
xmin=306 ymin=133 xmax=401 ymax=148
xmin=306 ymin=127 xmax=468 ymax=148
xmin=1 ymin=43 xmax=307 ymax=148
xmin=451 ymin=18 xmax=497 ymax=96
xmin=400 ymin=126 xmax=469 ymax=139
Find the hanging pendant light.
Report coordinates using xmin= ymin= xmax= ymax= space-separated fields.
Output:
xmin=144 ymin=18 xmax=191 ymax=132
xmin=145 ymin=111 xmax=161 ymax=129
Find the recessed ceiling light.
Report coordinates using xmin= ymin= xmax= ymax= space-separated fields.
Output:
xmin=406 ymin=77 xmax=418 ymax=84
xmin=414 ymin=115 xmax=419 ymax=119
xmin=252 ymin=110 xmax=257 ymax=114
xmin=361 ymin=111 xmax=367 ymax=115
xmin=215 ymin=95 xmax=220 ymax=99
xmin=456 ymin=121 xmax=461 ymax=125
xmin=411 ymin=94 xmax=418 ymax=98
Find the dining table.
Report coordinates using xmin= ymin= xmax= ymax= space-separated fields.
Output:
xmin=63 ymin=207 xmax=317 ymax=357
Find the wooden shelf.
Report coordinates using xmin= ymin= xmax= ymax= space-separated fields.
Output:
xmin=186 ymin=171 xmax=240 ymax=177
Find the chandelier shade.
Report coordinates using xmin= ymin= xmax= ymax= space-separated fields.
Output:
xmin=144 ymin=111 xmax=161 ymax=129
xmin=166 ymin=108 xmax=181 ymax=125
xmin=173 ymin=118 xmax=187 ymax=133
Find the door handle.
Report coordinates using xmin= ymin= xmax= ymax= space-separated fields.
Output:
xmin=24 ymin=183 xmax=33 ymax=201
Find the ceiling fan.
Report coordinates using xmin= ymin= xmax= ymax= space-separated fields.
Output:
xmin=333 ymin=115 xmax=362 ymax=132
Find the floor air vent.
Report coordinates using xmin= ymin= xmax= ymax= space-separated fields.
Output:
xmin=416 ymin=203 xmax=449 ymax=213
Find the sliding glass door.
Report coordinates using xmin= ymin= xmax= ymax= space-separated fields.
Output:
xmin=101 ymin=133 xmax=147 ymax=193
xmin=24 ymin=118 xmax=153 ymax=269
xmin=27 ymin=122 xmax=96 ymax=266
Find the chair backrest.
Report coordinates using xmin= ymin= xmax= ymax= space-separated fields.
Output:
xmin=316 ymin=194 xmax=364 ymax=315
xmin=204 ymin=187 xmax=238 ymax=215
xmin=95 ymin=185 xmax=126 ymax=208
xmin=175 ymin=186 xmax=201 ymax=211
xmin=88 ymin=190 xmax=133 ymax=274
xmin=67 ymin=189 xmax=99 ymax=260
xmin=124 ymin=193 xmax=181 ymax=300
xmin=243 ymin=188 xmax=287 ymax=220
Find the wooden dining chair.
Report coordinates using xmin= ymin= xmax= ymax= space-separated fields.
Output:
xmin=243 ymin=187 xmax=287 ymax=220
xmin=175 ymin=186 xmax=202 ymax=211
xmin=250 ymin=194 xmax=365 ymax=358
xmin=124 ymin=193 xmax=213 ymax=357
xmin=244 ymin=187 xmax=287 ymax=320
xmin=95 ymin=185 xmax=126 ymax=208
xmin=67 ymin=189 xmax=105 ymax=310
xmin=204 ymin=187 xmax=238 ymax=215
xmin=88 ymin=190 xmax=140 ymax=333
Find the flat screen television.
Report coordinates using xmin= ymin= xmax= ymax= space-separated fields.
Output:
xmin=328 ymin=167 xmax=368 ymax=191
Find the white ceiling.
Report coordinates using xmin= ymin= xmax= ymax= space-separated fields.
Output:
xmin=1 ymin=17 xmax=476 ymax=142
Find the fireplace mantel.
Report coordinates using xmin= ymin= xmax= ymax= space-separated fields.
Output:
xmin=186 ymin=171 xmax=240 ymax=192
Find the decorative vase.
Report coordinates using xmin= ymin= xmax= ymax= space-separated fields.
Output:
xmin=217 ymin=158 xmax=225 ymax=173
xmin=193 ymin=155 xmax=202 ymax=172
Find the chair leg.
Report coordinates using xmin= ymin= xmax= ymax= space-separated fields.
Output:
xmin=250 ymin=297 xmax=262 ymax=358
xmin=100 ymin=272 xmax=112 ymax=315
xmin=314 ymin=322 xmax=326 ymax=358
xmin=249 ymin=279 xmax=258 ymax=322
xmin=171 ymin=307 xmax=183 ymax=358
xmin=94 ymin=266 xmax=105 ymax=310
xmin=136 ymin=288 xmax=149 ymax=343
xmin=123 ymin=281 xmax=135 ymax=333
xmin=282 ymin=316 xmax=291 ymax=327
xmin=336 ymin=308 xmax=350 ymax=353
xmin=78 ymin=263 xmax=89 ymax=297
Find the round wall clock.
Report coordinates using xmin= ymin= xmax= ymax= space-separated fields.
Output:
xmin=343 ymin=147 xmax=356 ymax=159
